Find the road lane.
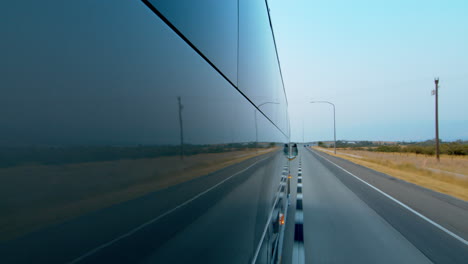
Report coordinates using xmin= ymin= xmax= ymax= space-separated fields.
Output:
xmin=301 ymin=149 xmax=432 ymax=263
xmin=309 ymin=148 xmax=468 ymax=241
xmin=307 ymin=148 xmax=468 ymax=263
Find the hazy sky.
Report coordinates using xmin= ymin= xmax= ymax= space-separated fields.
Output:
xmin=269 ymin=0 xmax=468 ymax=142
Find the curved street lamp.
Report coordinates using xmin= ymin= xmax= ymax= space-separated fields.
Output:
xmin=310 ymin=101 xmax=336 ymax=154
xmin=255 ymin=102 xmax=279 ymax=149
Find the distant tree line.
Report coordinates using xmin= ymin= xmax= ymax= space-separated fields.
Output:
xmin=318 ymin=139 xmax=468 ymax=156
xmin=351 ymin=141 xmax=468 ymax=156
xmin=336 ymin=141 xmax=375 ymax=148
xmin=319 ymin=140 xmax=383 ymax=148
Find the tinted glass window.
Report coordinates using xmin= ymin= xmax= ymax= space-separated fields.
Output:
xmin=146 ymin=0 xmax=238 ymax=85
xmin=0 ymin=1 xmax=289 ymax=263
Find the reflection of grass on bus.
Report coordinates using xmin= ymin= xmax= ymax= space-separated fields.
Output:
xmin=0 ymin=143 xmax=278 ymax=241
xmin=0 ymin=142 xmax=276 ymax=168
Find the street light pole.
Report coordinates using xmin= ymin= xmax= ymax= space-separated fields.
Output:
xmin=302 ymin=118 xmax=304 ymax=143
xmin=254 ymin=101 xmax=279 ymax=150
xmin=254 ymin=108 xmax=258 ymax=148
xmin=310 ymin=101 xmax=336 ymax=154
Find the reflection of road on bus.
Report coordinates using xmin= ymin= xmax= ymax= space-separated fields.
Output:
xmin=0 ymin=147 xmax=278 ymax=242
xmin=0 ymin=150 xmax=286 ymax=264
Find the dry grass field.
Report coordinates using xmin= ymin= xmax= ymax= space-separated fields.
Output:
xmin=313 ymin=147 xmax=468 ymax=201
xmin=0 ymin=148 xmax=277 ymax=241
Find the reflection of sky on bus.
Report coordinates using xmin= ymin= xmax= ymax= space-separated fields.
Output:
xmin=270 ymin=0 xmax=468 ymax=141
xmin=0 ymin=1 xmax=288 ymax=146
xmin=1 ymin=1 xmax=230 ymax=145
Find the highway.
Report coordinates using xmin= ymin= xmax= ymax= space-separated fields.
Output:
xmin=0 ymin=150 xmax=286 ymax=264
xmin=2 ymin=146 xmax=467 ymax=264
xmin=282 ymin=146 xmax=468 ymax=264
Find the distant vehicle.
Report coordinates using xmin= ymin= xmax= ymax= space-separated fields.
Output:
xmin=292 ymin=143 xmax=298 ymax=156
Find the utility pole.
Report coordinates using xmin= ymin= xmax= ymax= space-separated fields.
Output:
xmin=177 ymin=96 xmax=184 ymax=160
xmin=302 ymin=118 xmax=304 ymax=143
xmin=432 ymin=78 xmax=440 ymax=161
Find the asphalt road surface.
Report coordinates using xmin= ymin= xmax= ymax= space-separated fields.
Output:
xmin=282 ymin=147 xmax=468 ymax=264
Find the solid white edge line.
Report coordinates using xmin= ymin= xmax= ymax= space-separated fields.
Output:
xmin=68 ymin=155 xmax=272 ymax=264
xmin=310 ymin=149 xmax=468 ymax=246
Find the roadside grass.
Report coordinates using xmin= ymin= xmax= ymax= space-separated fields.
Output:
xmin=312 ymin=147 xmax=468 ymax=201
xmin=0 ymin=148 xmax=277 ymax=241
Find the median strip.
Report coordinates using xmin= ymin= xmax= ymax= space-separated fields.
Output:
xmin=293 ymin=158 xmax=305 ymax=264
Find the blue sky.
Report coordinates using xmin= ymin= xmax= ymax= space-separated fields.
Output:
xmin=269 ymin=0 xmax=468 ymax=142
